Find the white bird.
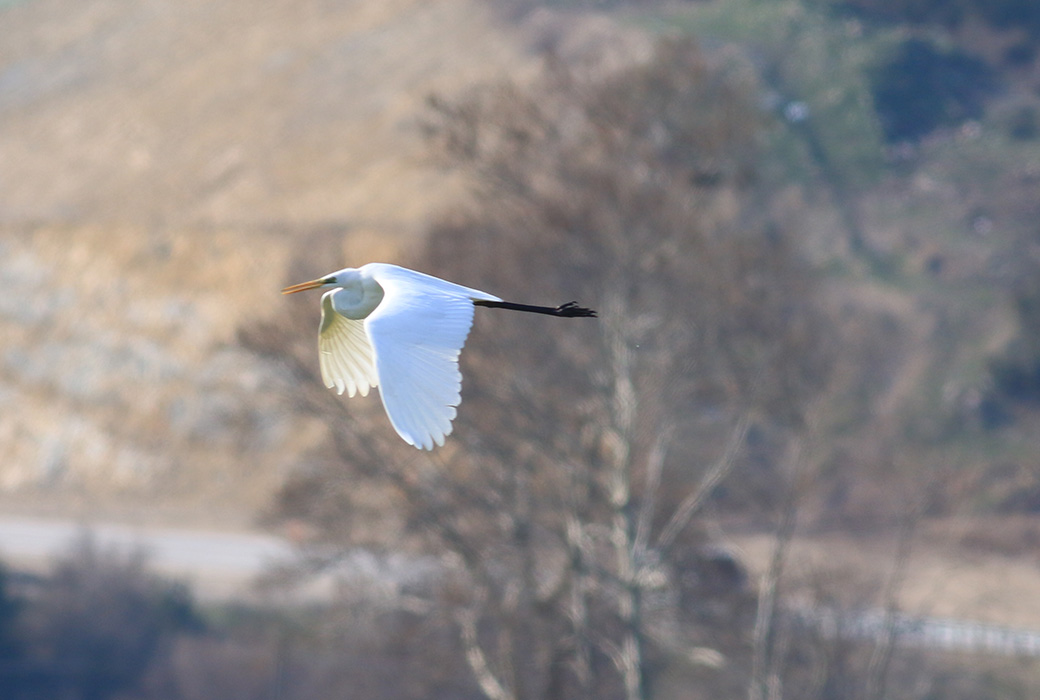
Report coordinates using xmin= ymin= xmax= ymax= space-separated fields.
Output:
xmin=282 ymin=263 xmax=596 ymax=449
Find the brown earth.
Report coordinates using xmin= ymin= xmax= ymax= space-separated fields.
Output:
xmin=2 ymin=0 xmax=1039 ymax=631
xmin=731 ymin=519 xmax=1040 ymax=630
xmin=0 ymin=0 xmax=542 ymax=525
xmin=0 ymin=0 xmax=652 ymax=525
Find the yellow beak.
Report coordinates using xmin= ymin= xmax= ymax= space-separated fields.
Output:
xmin=281 ymin=278 xmax=326 ymax=295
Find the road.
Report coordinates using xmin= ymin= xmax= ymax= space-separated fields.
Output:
xmin=4 ymin=517 xmax=1039 ymax=657
xmin=0 ymin=516 xmax=296 ymax=599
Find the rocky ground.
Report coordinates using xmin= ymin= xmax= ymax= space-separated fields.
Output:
xmin=0 ymin=0 xmax=545 ymax=525
xmin=3 ymin=0 xmax=1040 ymax=632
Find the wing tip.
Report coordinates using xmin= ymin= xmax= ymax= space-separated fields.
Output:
xmin=397 ymin=424 xmax=453 ymax=451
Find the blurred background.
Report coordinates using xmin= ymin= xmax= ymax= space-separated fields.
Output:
xmin=3 ymin=0 xmax=1040 ymax=697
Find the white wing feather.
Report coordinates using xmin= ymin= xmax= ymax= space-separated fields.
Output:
xmin=318 ymin=290 xmax=378 ymax=398
xmin=363 ymin=265 xmax=496 ymax=450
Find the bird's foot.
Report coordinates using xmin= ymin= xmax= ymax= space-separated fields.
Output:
xmin=555 ymin=301 xmax=598 ymax=318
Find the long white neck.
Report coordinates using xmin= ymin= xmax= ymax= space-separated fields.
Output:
xmin=329 ymin=268 xmax=384 ymax=320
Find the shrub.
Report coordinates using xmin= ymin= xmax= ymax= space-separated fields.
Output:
xmin=871 ymin=38 xmax=999 ymax=142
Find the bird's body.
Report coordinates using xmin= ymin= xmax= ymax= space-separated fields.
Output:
xmin=282 ymin=263 xmax=595 ymax=449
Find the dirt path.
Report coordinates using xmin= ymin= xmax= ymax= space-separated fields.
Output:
xmin=0 ymin=515 xmax=293 ymax=599
xmin=730 ymin=529 xmax=1040 ymax=629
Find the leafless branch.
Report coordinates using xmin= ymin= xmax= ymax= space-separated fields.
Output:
xmin=633 ymin=423 xmax=675 ymax=557
xmin=748 ymin=429 xmax=808 ymax=700
xmin=657 ymin=413 xmax=751 ymax=552
xmin=864 ymin=493 xmax=921 ymax=700
xmin=457 ymin=603 xmax=516 ymax=700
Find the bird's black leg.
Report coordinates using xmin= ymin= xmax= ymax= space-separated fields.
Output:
xmin=474 ymin=300 xmax=597 ymax=318
xmin=552 ymin=301 xmax=598 ymax=317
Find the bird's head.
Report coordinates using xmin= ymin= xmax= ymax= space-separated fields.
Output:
xmin=281 ymin=268 xmax=353 ymax=295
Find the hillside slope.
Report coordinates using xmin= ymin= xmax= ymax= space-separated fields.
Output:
xmin=0 ymin=0 xmax=540 ymax=525
xmin=0 ymin=0 xmax=533 ymax=227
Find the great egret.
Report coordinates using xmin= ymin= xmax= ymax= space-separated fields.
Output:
xmin=282 ymin=263 xmax=596 ymax=449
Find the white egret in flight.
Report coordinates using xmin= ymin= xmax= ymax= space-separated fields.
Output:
xmin=282 ymin=263 xmax=596 ymax=449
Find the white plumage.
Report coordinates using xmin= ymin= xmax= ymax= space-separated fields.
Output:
xmin=283 ymin=262 xmax=595 ymax=449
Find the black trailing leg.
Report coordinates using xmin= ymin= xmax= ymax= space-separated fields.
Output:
xmin=474 ymin=300 xmax=597 ymax=318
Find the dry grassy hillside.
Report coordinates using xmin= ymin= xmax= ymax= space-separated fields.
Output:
xmin=7 ymin=5 xmax=1040 ymax=697
xmin=0 ymin=0 xmax=654 ymax=525
xmin=0 ymin=0 xmax=537 ymax=227
xmin=4 ymin=0 xmax=1040 ymax=636
xmin=0 ymin=0 xmax=560 ymax=525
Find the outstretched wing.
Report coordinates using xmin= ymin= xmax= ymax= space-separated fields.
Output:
xmin=363 ymin=267 xmax=485 ymax=450
xmin=318 ymin=290 xmax=378 ymax=398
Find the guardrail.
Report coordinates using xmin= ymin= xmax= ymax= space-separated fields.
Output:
xmin=790 ymin=606 xmax=1040 ymax=657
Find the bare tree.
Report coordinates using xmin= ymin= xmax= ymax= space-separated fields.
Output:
xmin=257 ymin=38 xmax=833 ymax=700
